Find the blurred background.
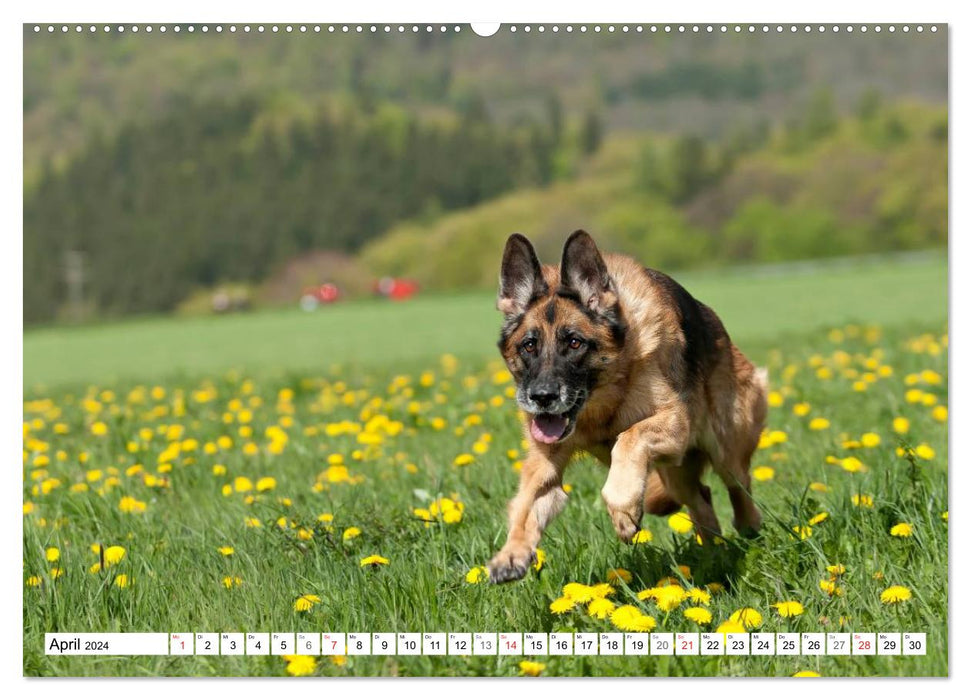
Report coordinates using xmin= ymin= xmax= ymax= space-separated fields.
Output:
xmin=23 ymin=27 xmax=946 ymax=326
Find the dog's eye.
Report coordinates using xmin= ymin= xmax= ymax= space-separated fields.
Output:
xmin=522 ymin=339 xmax=537 ymax=354
xmin=568 ymin=337 xmax=585 ymax=350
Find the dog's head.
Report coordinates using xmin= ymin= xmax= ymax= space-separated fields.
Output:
xmin=497 ymin=230 xmax=627 ymax=445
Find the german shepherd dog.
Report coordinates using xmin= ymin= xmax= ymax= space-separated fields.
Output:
xmin=488 ymin=231 xmax=767 ymax=583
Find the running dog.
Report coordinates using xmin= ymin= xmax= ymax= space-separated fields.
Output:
xmin=488 ymin=230 xmax=767 ymax=583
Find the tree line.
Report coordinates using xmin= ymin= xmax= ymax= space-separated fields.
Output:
xmin=24 ymin=96 xmax=566 ymax=323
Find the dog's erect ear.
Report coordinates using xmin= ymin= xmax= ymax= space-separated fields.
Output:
xmin=560 ymin=230 xmax=616 ymax=312
xmin=498 ymin=233 xmax=548 ymax=316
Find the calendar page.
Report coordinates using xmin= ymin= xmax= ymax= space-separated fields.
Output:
xmin=22 ymin=14 xmax=948 ymax=679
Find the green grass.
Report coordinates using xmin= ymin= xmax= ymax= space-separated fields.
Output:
xmin=22 ymin=257 xmax=948 ymax=677
xmin=24 ymin=253 xmax=946 ymax=389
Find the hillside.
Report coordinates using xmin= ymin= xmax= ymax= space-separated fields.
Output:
xmin=361 ymin=100 xmax=947 ymax=288
xmin=24 ymin=27 xmax=946 ymax=188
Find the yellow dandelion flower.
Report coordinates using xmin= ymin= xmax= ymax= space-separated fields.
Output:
xmin=668 ymin=511 xmax=693 ymax=534
xmin=880 ymin=585 xmax=912 ymax=604
xmin=26 ymin=575 xmax=42 ymax=587
xmin=549 ymin=596 xmax=577 ymax=614
xmin=914 ymin=444 xmax=935 ymax=460
xmin=610 ymin=605 xmax=656 ymax=632
xmin=587 ymin=598 xmax=617 ymax=619
xmin=654 ymin=585 xmax=687 ymax=612
xmin=533 ymin=548 xmax=546 ymax=572
xmin=851 ymin=493 xmax=874 ymax=508
xmin=809 ymin=417 xmax=830 ymax=431
xmin=861 ymin=432 xmax=881 ymax=448
xmin=706 ymin=582 xmax=725 ymax=595
xmin=464 ymin=566 xmax=488 ymax=584
xmin=793 ymin=402 xmax=811 ymax=417
xmin=684 ymin=607 xmax=712 ymax=625
xmin=809 ymin=482 xmax=830 ymax=493
xmin=687 ymin=587 xmax=711 ymax=605
xmin=342 ymin=526 xmax=361 ymax=541
xmin=752 ymin=466 xmax=774 ymax=481
xmin=360 ymin=554 xmax=389 ymax=567
xmin=256 ymin=477 xmax=276 ymax=492
xmin=826 ymin=564 xmax=846 ymax=577
xmin=45 ymin=547 xmax=60 ymax=562
xmin=113 ymin=574 xmax=130 ymax=588
xmin=222 ymin=576 xmax=242 ymax=589
xmin=840 ymin=456 xmax=865 ymax=473
xmin=729 ymin=607 xmax=762 ymax=629
xmin=519 ymin=660 xmax=545 ymax=676
xmin=892 ymin=417 xmax=910 ymax=434
xmin=819 ymin=579 xmax=843 ymax=596
xmin=772 ymin=601 xmax=805 ymax=618
xmin=284 ymin=655 xmax=316 ymax=676
xmin=809 ymin=512 xmax=829 ymax=526
xmin=793 ymin=670 xmax=821 ymax=677
xmin=589 ymin=583 xmax=615 ymax=599
xmin=631 ymin=529 xmax=653 ymax=544
xmin=244 ymin=517 xmax=262 ymax=528
xmin=218 ymin=546 xmax=234 ymax=556
xmin=91 ymin=422 xmax=108 ymax=436
xmin=890 ymin=523 xmax=913 ymax=537
xmin=453 ymin=453 xmax=474 ymax=467
xmin=792 ymin=525 xmax=812 ymax=540
xmin=103 ymin=545 xmax=126 ymax=566
xmin=932 ymin=406 xmax=948 ymax=422
xmin=119 ymin=496 xmax=147 ymax=514
xmin=607 ymin=568 xmax=632 ymax=584
xmin=293 ymin=594 xmax=321 ymax=612
xmin=562 ymin=583 xmax=595 ymax=603
xmin=716 ymin=620 xmax=746 ymax=634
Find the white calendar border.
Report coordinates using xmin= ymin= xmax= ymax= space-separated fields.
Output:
xmin=7 ymin=0 xmax=963 ymax=698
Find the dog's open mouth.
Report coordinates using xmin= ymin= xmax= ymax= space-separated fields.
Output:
xmin=530 ymin=413 xmax=572 ymax=444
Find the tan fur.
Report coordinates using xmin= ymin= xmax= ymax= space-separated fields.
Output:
xmin=488 ymin=241 xmax=767 ymax=583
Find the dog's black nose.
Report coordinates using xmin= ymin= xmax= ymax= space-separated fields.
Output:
xmin=529 ymin=382 xmax=559 ymax=408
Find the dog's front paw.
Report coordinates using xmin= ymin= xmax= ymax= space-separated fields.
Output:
xmin=602 ymin=485 xmax=643 ymax=543
xmin=487 ymin=548 xmax=536 ymax=584
xmin=608 ymin=506 xmax=642 ymax=543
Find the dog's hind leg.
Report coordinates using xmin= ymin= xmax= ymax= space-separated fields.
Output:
xmin=644 ymin=470 xmax=682 ymax=516
xmin=655 ymin=449 xmax=722 ymax=541
xmin=711 ymin=446 xmax=762 ymax=536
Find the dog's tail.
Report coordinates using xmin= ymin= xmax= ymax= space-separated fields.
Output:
xmin=644 ymin=471 xmax=681 ymax=516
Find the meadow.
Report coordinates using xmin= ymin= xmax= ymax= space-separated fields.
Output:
xmin=22 ymin=256 xmax=948 ymax=677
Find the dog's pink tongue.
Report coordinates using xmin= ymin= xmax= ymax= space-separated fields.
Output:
xmin=531 ymin=414 xmax=568 ymax=444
